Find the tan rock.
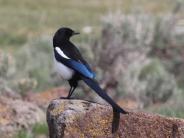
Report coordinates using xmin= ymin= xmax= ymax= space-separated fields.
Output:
xmin=47 ymin=99 xmax=184 ymax=138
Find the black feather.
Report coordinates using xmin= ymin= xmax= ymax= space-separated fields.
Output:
xmin=82 ymin=77 xmax=128 ymax=114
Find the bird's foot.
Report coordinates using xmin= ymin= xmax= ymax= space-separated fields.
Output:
xmin=123 ymin=111 xmax=129 ymax=114
xmin=59 ymin=96 xmax=70 ymax=99
xmin=59 ymin=96 xmax=75 ymax=100
xmin=121 ymin=109 xmax=130 ymax=114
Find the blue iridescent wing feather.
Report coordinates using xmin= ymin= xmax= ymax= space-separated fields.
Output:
xmin=54 ymin=49 xmax=95 ymax=79
xmin=65 ymin=60 xmax=95 ymax=79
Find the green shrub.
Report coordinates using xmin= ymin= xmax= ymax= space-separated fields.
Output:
xmin=14 ymin=36 xmax=55 ymax=92
xmin=0 ymin=36 xmax=59 ymax=95
xmin=93 ymin=13 xmax=183 ymax=108
xmin=156 ymin=107 xmax=184 ymax=118
xmin=139 ymin=59 xmax=177 ymax=106
xmin=15 ymin=123 xmax=48 ymax=138
xmin=32 ymin=123 xmax=48 ymax=136
xmin=16 ymin=130 xmax=32 ymax=138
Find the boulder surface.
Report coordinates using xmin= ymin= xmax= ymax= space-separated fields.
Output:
xmin=47 ymin=99 xmax=184 ymax=138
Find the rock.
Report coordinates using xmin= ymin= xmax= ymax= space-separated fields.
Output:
xmin=47 ymin=99 xmax=184 ymax=138
xmin=0 ymin=96 xmax=45 ymax=138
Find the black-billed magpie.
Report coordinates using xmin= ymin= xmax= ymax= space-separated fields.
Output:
xmin=53 ymin=27 xmax=128 ymax=114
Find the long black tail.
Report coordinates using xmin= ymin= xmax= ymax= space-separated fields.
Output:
xmin=82 ymin=77 xmax=128 ymax=114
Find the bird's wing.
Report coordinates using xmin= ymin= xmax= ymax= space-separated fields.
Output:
xmin=62 ymin=42 xmax=94 ymax=73
xmin=54 ymin=47 xmax=95 ymax=79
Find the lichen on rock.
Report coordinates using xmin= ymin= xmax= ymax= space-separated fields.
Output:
xmin=47 ymin=99 xmax=184 ymax=138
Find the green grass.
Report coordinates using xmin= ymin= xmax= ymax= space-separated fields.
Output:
xmin=158 ymin=108 xmax=184 ymax=118
xmin=15 ymin=123 xmax=48 ymax=138
xmin=32 ymin=123 xmax=48 ymax=136
xmin=16 ymin=130 xmax=32 ymax=138
xmin=149 ymin=105 xmax=184 ymax=118
xmin=0 ymin=0 xmax=178 ymax=50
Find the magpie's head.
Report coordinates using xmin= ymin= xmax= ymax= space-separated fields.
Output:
xmin=53 ymin=27 xmax=79 ymax=46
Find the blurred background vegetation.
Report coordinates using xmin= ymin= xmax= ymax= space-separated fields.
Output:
xmin=0 ymin=0 xmax=184 ymax=137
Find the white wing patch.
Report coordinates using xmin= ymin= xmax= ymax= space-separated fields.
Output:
xmin=55 ymin=47 xmax=70 ymax=59
xmin=54 ymin=58 xmax=74 ymax=80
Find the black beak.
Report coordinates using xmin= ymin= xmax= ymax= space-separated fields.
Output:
xmin=72 ymin=32 xmax=80 ymax=35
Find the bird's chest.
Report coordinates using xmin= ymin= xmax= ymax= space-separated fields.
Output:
xmin=54 ymin=58 xmax=74 ymax=80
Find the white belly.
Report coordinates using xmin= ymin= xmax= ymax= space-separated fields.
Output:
xmin=54 ymin=59 xmax=74 ymax=80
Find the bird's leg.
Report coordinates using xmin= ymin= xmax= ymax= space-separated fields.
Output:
xmin=67 ymin=78 xmax=78 ymax=99
xmin=66 ymin=86 xmax=74 ymax=99
xmin=59 ymin=86 xmax=73 ymax=99
xmin=67 ymin=86 xmax=76 ymax=99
